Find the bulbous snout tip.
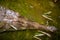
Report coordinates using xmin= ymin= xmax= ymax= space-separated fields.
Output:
xmin=47 ymin=26 xmax=57 ymax=32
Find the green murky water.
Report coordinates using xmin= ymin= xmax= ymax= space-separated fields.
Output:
xmin=0 ymin=0 xmax=60 ymax=40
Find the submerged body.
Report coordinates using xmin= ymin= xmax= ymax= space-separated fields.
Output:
xmin=0 ymin=6 xmax=57 ymax=32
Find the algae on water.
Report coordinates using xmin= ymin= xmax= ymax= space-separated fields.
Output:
xmin=0 ymin=0 xmax=60 ymax=40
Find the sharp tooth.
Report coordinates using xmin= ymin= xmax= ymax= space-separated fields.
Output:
xmin=42 ymin=15 xmax=53 ymax=21
xmin=10 ymin=25 xmax=17 ymax=30
xmin=38 ymin=31 xmax=51 ymax=37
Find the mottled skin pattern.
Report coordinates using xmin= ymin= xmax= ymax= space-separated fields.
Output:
xmin=0 ymin=6 xmax=57 ymax=40
xmin=0 ymin=6 xmax=57 ymax=32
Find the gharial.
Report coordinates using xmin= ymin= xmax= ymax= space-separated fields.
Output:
xmin=0 ymin=6 xmax=57 ymax=40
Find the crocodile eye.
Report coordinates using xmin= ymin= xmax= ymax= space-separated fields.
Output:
xmin=6 ymin=10 xmax=12 ymax=14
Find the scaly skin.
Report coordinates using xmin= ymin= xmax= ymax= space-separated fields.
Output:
xmin=0 ymin=6 xmax=57 ymax=32
xmin=0 ymin=6 xmax=57 ymax=40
